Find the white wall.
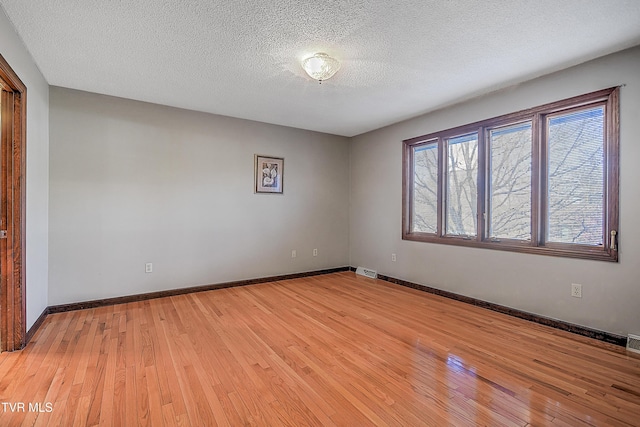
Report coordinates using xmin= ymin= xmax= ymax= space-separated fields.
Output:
xmin=0 ymin=10 xmax=49 ymax=330
xmin=350 ymin=46 xmax=640 ymax=337
xmin=49 ymin=88 xmax=350 ymax=305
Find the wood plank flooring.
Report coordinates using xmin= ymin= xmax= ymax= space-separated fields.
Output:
xmin=1 ymin=272 xmax=639 ymax=426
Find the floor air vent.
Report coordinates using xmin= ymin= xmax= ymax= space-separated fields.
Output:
xmin=355 ymin=267 xmax=377 ymax=279
xmin=627 ymin=334 xmax=640 ymax=354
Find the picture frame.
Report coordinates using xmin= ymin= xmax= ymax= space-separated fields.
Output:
xmin=255 ymin=155 xmax=284 ymax=194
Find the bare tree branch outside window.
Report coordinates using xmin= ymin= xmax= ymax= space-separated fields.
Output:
xmin=446 ymin=134 xmax=478 ymax=236
xmin=548 ymin=107 xmax=604 ymax=245
xmin=489 ymin=123 xmax=532 ymax=240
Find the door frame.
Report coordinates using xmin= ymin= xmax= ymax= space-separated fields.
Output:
xmin=0 ymin=54 xmax=27 ymax=352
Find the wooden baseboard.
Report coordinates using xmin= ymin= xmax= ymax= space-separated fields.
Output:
xmin=374 ymin=271 xmax=627 ymax=347
xmin=25 ymin=307 xmax=50 ymax=345
xmin=26 ymin=265 xmax=625 ymax=350
xmin=20 ymin=267 xmax=349 ymax=347
xmin=48 ymin=266 xmax=351 ymax=314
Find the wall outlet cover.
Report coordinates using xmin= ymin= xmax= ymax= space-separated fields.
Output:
xmin=571 ymin=283 xmax=582 ymax=298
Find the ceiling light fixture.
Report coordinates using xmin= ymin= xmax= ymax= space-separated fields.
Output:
xmin=302 ymin=52 xmax=340 ymax=83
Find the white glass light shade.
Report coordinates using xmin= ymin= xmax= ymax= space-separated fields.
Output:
xmin=302 ymin=53 xmax=340 ymax=82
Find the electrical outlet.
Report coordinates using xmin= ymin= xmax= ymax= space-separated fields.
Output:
xmin=571 ymin=283 xmax=582 ymax=298
xmin=313 ymin=248 xmax=318 ymax=257
xmin=291 ymin=250 xmax=297 ymax=258
xmin=391 ymin=253 xmax=397 ymax=262
xmin=145 ymin=262 xmax=153 ymax=273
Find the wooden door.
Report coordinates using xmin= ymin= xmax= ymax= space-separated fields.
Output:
xmin=0 ymin=54 xmax=26 ymax=352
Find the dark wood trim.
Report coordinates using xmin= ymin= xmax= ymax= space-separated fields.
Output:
xmin=401 ymin=140 xmax=410 ymax=236
xmin=402 ymin=87 xmax=620 ymax=262
xmin=0 ymin=54 xmax=27 ymax=352
xmin=375 ymin=271 xmax=627 ymax=347
xmin=436 ymin=137 xmax=443 ymax=236
xmin=401 ymin=232 xmax=618 ymax=261
xmin=606 ymin=87 xmax=620 ymax=257
xmin=402 ymin=138 xmax=441 ymax=238
xmin=476 ymin=126 xmax=485 ymax=242
xmin=531 ymin=113 xmax=542 ymax=247
xmin=25 ymin=307 xmax=49 ymax=344
xmin=48 ymin=267 xmax=351 ymax=314
xmin=404 ymin=88 xmax=617 ymax=140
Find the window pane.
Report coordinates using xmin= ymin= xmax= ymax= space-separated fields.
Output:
xmin=413 ymin=144 xmax=438 ymax=233
xmin=489 ymin=122 xmax=532 ymax=240
xmin=547 ymin=107 xmax=604 ymax=245
xmin=446 ymin=133 xmax=478 ymax=236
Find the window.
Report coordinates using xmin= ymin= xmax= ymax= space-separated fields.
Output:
xmin=403 ymin=87 xmax=619 ymax=261
xmin=412 ymin=142 xmax=438 ymax=233
xmin=446 ymin=133 xmax=478 ymax=237
xmin=488 ymin=122 xmax=532 ymax=241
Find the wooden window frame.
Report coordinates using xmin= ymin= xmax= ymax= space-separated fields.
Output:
xmin=0 ymin=54 xmax=27 ymax=351
xmin=402 ymin=87 xmax=620 ymax=262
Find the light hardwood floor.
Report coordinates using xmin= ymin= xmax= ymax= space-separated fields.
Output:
xmin=1 ymin=272 xmax=639 ymax=426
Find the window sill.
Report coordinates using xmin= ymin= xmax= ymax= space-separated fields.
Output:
xmin=402 ymin=232 xmax=618 ymax=262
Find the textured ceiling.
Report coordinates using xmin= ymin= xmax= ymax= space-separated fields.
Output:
xmin=1 ymin=1 xmax=640 ymax=137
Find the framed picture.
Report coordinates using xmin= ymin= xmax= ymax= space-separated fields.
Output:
xmin=255 ymin=155 xmax=284 ymax=194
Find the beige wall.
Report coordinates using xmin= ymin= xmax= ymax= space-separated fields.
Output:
xmin=48 ymin=88 xmax=350 ymax=305
xmin=0 ymin=10 xmax=49 ymax=329
xmin=350 ymin=46 xmax=640 ymax=336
